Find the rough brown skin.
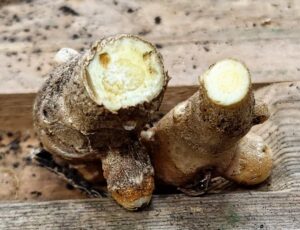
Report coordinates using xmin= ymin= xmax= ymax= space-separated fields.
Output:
xmin=33 ymin=34 xmax=168 ymax=210
xmin=219 ymin=132 xmax=272 ymax=185
xmin=144 ymin=60 xmax=272 ymax=191
xmin=102 ymin=142 xmax=154 ymax=210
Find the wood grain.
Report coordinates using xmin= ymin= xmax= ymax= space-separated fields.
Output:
xmin=0 ymin=192 xmax=299 ymax=229
xmin=0 ymin=84 xmax=270 ymax=131
xmin=0 ymin=81 xmax=300 ymax=229
xmin=0 ymin=0 xmax=299 ymax=94
xmin=252 ymin=81 xmax=300 ymax=191
xmin=0 ymin=87 xmax=201 ymax=130
xmin=0 ymin=130 xmax=86 ymax=202
xmin=0 ymin=93 xmax=35 ymax=131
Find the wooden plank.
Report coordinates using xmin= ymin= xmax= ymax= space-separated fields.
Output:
xmin=0 ymin=93 xmax=35 ymax=131
xmin=0 ymin=73 xmax=299 ymax=228
xmin=1 ymin=0 xmax=300 ymax=94
xmin=251 ymin=81 xmax=300 ymax=191
xmin=0 ymin=130 xmax=87 ymax=202
xmin=0 ymin=87 xmax=198 ymax=130
xmin=0 ymin=83 xmax=272 ymax=131
xmin=0 ymin=192 xmax=299 ymax=229
xmin=0 ymin=81 xmax=299 ymax=199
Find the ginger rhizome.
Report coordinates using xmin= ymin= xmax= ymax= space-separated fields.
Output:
xmin=143 ymin=59 xmax=272 ymax=191
xmin=34 ymin=35 xmax=272 ymax=208
xmin=33 ymin=34 xmax=168 ymax=210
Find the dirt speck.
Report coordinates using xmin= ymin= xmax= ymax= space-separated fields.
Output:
xmin=154 ymin=16 xmax=161 ymax=25
xmin=203 ymin=46 xmax=210 ymax=52
xmin=12 ymin=14 xmax=20 ymax=22
xmin=9 ymin=138 xmax=20 ymax=152
xmin=30 ymin=191 xmax=42 ymax=197
xmin=127 ymin=8 xmax=134 ymax=13
xmin=8 ymin=37 xmax=16 ymax=43
xmin=59 ymin=6 xmax=79 ymax=16
xmin=23 ymin=156 xmax=32 ymax=164
xmin=33 ymin=48 xmax=42 ymax=54
xmin=138 ymin=30 xmax=151 ymax=36
xmin=72 ymin=34 xmax=79 ymax=40
xmin=155 ymin=43 xmax=163 ymax=49
xmin=12 ymin=162 xmax=20 ymax=168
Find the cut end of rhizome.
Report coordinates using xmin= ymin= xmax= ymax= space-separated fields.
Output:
xmin=110 ymin=175 xmax=154 ymax=210
xmin=201 ymin=59 xmax=251 ymax=107
xmin=84 ymin=35 xmax=166 ymax=112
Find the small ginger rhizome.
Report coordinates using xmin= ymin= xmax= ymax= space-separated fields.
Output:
xmin=33 ymin=34 xmax=272 ymax=210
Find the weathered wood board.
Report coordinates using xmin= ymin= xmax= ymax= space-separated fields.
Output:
xmin=1 ymin=0 xmax=300 ymax=94
xmin=0 ymin=81 xmax=300 ymax=229
xmin=0 ymin=192 xmax=299 ymax=229
xmin=0 ymin=84 xmax=270 ymax=131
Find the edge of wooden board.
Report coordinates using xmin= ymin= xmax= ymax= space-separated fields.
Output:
xmin=0 ymin=83 xmax=273 ymax=131
xmin=0 ymin=191 xmax=299 ymax=229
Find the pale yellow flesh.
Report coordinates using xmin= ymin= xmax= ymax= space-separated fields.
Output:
xmin=86 ymin=37 xmax=164 ymax=112
xmin=202 ymin=59 xmax=250 ymax=106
